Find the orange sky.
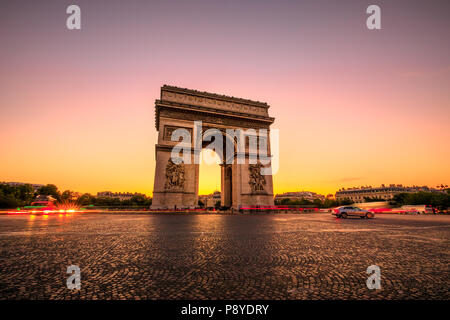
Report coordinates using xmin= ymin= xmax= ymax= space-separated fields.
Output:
xmin=1 ymin=1 xmax=449 ymax=196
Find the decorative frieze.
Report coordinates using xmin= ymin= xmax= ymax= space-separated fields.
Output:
xmin=161 ymin=87 xmax=269 ymax=117
xmin=159 ymin=108 xmax=271 ymax=129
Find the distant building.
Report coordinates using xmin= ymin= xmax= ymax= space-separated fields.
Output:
xmin=1 ymin=182 xmax=44 ymax=192
xmin=335 ymin=184 xmax=442 ymax=202
xmin=35 ymin=195 xmax=56 ymax=202
xmin=96 ymin=191 xmax=145 ymax=201
xmin=198 ymin=191 xmax=221 ymax=208
xmin=274 ymin=191 xmax=325 ymax=202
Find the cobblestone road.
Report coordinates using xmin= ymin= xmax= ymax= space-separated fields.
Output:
xmin=0 ymin=213 xmax=448 ymax=299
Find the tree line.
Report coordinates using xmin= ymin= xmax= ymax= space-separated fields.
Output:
xmin=77 ymin=193 xmax=152 ymax=207
xmin=0 ymin=183 xmax=152 ymax=209
xmin=274 ymin=197 xmax=354 ymax=208
xmin=275 ymin=189 xmax=450 ymax=210
xmin=2 ymin=182 xmax=448 ymax=210
xmin=390 ymin=191 xmax=450 ymax=210
xmin=0 ymin=183 xmax=36 ymax=208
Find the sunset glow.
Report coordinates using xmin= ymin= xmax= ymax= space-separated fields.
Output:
xmin=1 ymin=0 xmax=449 ymax=197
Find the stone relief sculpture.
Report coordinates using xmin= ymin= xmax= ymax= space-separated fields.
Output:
xmin=248 ymin=163 xmax=266 ymax=192
xmin=165 ymin=159 xmax=185 ymax=190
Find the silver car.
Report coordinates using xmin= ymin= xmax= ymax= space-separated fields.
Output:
xmin=332 ymin=206 xmax=374 ymax=219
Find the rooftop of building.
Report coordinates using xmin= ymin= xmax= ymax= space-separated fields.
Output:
xmin=336 ymin=185 xmax=440 ymax=193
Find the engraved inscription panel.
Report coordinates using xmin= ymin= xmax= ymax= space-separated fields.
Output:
xmin=161 ymin=90 xmax=268 ymax=117
xmin=163 ymin=125 xmax=193 ymax=142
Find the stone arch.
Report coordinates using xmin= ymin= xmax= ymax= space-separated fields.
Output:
xmin=151 ymin=85 xmax=275 ymax=210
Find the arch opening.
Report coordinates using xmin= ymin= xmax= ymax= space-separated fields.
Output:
xmin=199 ymin=132 xmax=236 ymax=209
xmin=198 ymin=149 xmax=221 ymax=208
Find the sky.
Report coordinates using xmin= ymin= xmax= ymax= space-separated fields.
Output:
xmin=0 ymin=0 xmax=449 ymax=196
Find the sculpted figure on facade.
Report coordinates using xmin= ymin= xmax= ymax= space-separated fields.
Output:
xmin=165 ymin=159 xmax=185 ymax=190
xmin=248 ymin=163 xmax=266 ymax=192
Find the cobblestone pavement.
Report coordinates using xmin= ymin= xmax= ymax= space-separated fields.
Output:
xmin=0 ymin=213 xmax=448 ymax=300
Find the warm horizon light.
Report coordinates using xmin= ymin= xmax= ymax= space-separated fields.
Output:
xmin=1 ymin=0 xmax=449 ymax=197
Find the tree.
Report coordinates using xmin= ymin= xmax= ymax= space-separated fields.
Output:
xmin=130 ymin=195 xmax=149 ymax=206
xmin=77 ymin=193 xmax=95 ymax=206
xmin=299 ymin=199 xmax=313 ymax=205
xmin=391 ymin=191 xmax=450 ymax=211
xmin=0 ymin=183 xmax=35 ymax=208
xmin=0 ymin=190 xmax=19 ymax=208
xmin=16 ymin=184 xmax=35 ymax=205
xmin=313 ymin=199 xmax=323 ymax=208
xmin=61 ymin=190 xmax=76 ymax=202
xmin=339 ymin=198 xmax=354 ymax=205
xmin=323 ymin=198 xmax=339 ymax=208
xmin=37 ymin=184 xmax=61 ymax=201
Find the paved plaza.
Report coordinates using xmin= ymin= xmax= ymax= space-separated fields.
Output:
xmin=0 ymin=212 xmax=448 ymax=300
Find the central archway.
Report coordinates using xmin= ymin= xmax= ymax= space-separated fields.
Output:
xmin=198 ymin=149 xmax=221 ymax=205
xmin=200 ymin=129 xmax=237 ymax=209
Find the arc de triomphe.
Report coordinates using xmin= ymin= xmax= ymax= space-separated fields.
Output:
xmin=151 ymin=85 xmax=275 ymax=210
